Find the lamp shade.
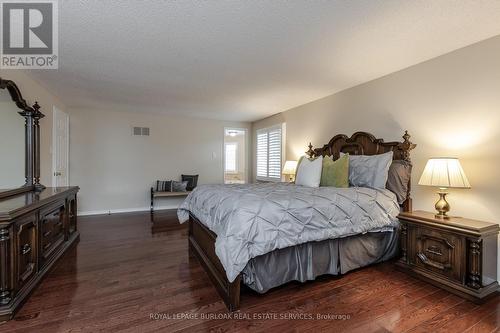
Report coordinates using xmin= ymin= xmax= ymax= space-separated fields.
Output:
xmin=282 ymin=160 xmax=298 ymax=175
xmin=418 ymin=158 xmax=471 ymax=189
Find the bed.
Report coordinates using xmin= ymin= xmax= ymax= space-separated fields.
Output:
xmin=178 ymin=131 xmax=416 ymax=311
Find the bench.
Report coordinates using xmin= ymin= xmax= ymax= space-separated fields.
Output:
xmin=150 ymin=188 xmax=191 ymax=213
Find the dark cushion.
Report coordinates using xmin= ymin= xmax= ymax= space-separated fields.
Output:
xmin=155 ymin=180 xmax=172 ymax=192
xmin=172 ymin=180 xmax=188 ymax=192
xmin=386 ymin=160 xmax=412 ymax=204
xmin=181 ymin=174 xmax=199 ymax=191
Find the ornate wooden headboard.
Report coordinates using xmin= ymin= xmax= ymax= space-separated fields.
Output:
xmin=305 ymin=131 xmax=416 ymax=212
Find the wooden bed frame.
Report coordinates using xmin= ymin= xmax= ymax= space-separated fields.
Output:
xmin=188 ymin=131 xmax=416 ymax=311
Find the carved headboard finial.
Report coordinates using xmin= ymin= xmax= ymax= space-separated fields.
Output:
xmin=306 ymin=142 xmax=314 ymax=158
xmin=400 ymin=130 xmax=417 ymax=162
xmin=403 ymin=130 xmax=410 ymax=142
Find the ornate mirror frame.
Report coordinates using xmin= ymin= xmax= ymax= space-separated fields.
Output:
xmin=0 ymin=77 xmax=45 ymax=199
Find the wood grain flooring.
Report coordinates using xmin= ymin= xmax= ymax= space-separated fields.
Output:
xmin=1 ymin=210 xmax=498 ymax=333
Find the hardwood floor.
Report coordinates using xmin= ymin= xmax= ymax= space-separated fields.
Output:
xmin=1 ymin=210 xmax=499 ymax=332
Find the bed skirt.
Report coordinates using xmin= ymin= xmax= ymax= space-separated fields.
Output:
xmin=242 ymin=228 xmax=399 ymax=293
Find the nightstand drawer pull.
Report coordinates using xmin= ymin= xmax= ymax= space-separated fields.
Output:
xmin=425 ymin=246 xmax=442 ymax=256
xmin=417 ymin=253 xmax=451 ymax=271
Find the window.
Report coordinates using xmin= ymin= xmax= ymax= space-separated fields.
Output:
xmin=256 ymin=125 xmax=283 ymax=181
xmin=224 ymin=143 xmax=238 ymax=173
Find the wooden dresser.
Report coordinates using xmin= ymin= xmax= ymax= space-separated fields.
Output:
xmin=0 ymin=187 xmax=79 ymax=321
xmin=397 ymin=210 xmax=499 ymax=303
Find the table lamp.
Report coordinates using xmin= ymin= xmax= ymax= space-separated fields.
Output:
xmin=418 ymin=158 xmax=471 ymax=219
xmin=282 ymin=160 xmax=298 ymax=182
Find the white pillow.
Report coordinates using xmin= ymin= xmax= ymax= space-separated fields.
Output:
xmin=295 ymin=156 xmax=323 ymax=187
xmin=341 ymin=151 xmax=393 ymax=188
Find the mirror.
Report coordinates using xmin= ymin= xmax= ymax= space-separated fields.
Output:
xmin=0 ymin=77 xmax=44 ymax=199
xmin=0 ymin=90 xmax=25 ymax=189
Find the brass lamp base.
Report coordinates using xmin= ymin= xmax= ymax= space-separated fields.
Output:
xmin=435 ymin=189 xmax=450 ymax=219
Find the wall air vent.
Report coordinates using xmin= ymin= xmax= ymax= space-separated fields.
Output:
xmin=132 ymin=127 xmax=150 ymax=136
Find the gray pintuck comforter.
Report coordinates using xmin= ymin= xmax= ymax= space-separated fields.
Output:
xmin=178 ymin=183 xmax=400 ymax=283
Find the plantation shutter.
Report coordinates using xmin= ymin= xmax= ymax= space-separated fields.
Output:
xmin=256 ymin=130 xmax=268 ymax=178
xmin=256 ymin=125 xmax=282 ymax=181
xmin=267 ymin=127 xmax=282 ymax=179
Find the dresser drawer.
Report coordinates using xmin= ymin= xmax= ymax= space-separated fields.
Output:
xmin=67 ymin=194 xmax=77 ymax=236
xmin=14 ymin=214 xmax=38 ymax=292
xmin=409 ymin=226 xmax=466 ymax=284
xmin=39 ymin=203 xmax=65 ymax=265
xmin=41 ymin=214 xmax=64 ymax=247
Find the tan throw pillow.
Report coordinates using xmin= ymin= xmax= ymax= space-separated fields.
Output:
xmin=386 ymin=160 xmax=412 ymax=204
xmin=320 ymin=154 xmax=349 ymax=188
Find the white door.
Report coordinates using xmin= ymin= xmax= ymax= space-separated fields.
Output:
xmin=52 ymin=107 xmax=69 ymax=187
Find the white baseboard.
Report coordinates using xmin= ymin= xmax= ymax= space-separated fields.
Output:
xmin=78 ymin=204 xmax=180 ymax=216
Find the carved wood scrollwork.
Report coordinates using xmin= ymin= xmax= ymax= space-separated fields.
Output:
xmin=400 ymin=223 xmax=408 ymax=263
xmin=0 ymin=79 xmax=31 ymax=112
xmin=306 ymin=131 xmax=416 ymax=161
xmin=426 ymin=245 xmax=443 ymax=256
xmin=32 ymin=102 xmax=45 ymax=190
xmin=0 ymin=227 xmax=11 ymax=305
xmin=468 ymin=239 xmax=482 ymax=289
xmin=417 ymin=253 xmax=452 ymax=271
xmin=416 ymin=234 xmax=455 ymax=271
xmin=400 ymin=131 xmax=417 ymax=162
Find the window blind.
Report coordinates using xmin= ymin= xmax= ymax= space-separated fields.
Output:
xmin=256 ymin=125 xmax=282 ymax=181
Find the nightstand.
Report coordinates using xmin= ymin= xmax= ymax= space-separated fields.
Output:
xmin=397 ymin=210 xmax=499 ymax=303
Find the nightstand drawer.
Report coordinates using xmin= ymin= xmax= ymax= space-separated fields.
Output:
xmin=398 ymin=211 xmax=499 ymax=303
xmin=409 ymin=226 xmax=466 ymax=284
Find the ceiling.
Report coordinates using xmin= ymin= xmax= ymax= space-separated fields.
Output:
xmin=26 ymin=1 xmax=500 ymax=122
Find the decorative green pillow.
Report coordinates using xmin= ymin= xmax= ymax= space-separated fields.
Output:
xmin=320 ymin=154 xmax=349 ymax=187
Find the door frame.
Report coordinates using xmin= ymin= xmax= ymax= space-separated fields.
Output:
xmin=52 ymin=106 xmax=70 ymax=187
xmin=223 ymin=127 xmax=248 ymax=184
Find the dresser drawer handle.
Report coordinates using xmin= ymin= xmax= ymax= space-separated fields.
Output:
xmin=43 ymin=230 xmax=52 ymax=238
xmin=43 ymin=242 xmax=52 ymax=251
xmin=21 ymin=244 xmax=31 ymax=255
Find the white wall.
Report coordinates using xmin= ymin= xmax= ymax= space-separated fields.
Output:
xmin=0 ymin=70 xmax=68 ymax=187
xmin=254 ymin=35 xmax=500 ymax=223
xmin=252 ymin=35 xmax=500 ymax=277
xmin=68 ymin=107 xmax=251 ymax=214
